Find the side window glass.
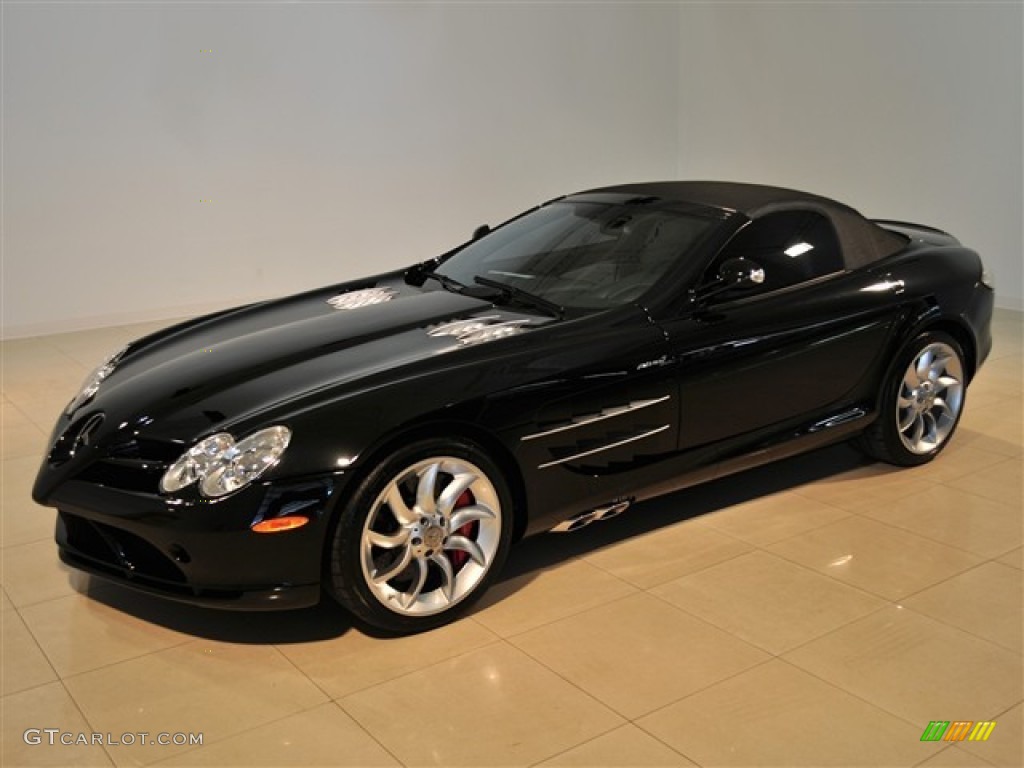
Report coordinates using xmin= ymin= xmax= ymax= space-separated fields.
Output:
xmin=710 ymin=211 xmax=843 ymax=294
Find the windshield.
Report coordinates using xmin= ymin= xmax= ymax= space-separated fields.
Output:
xmin=435 ymin=200 xmax=716 ymax=311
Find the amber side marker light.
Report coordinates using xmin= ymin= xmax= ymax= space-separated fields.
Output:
xmin=251 ymin=516 xmax=309 ymax=533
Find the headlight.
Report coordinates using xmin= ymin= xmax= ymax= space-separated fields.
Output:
xmin=66 ymin=345 xmax=129 ymax=415
xmin=159 ymin=426 xmax=292 ymax=498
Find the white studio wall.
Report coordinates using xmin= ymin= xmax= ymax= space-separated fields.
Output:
xmin=677 ymin=2 xmax=1023 ymax=310
xmin=4 ymin=2 xmax=1021 ymax=339
xmin=2 ymin=2 xmax=680 ymax=338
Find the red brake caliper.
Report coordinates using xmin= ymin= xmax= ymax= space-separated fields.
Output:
xmin=449 ymin=490 xmax=478 ymax=571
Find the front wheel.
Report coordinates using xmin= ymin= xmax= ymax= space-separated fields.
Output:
xmin=329 ymin=438 xmax=513 ymax=633
xmin=857 ymin=331 xmax=967 ymax=466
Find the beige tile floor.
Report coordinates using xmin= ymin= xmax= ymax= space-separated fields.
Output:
xmin=1 ymin=311 xmax=1021 ymax=768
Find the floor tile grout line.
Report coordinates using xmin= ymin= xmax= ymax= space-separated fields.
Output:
xmin=1 ymin=675 xmax=63 ymax=701
xmin=270 ymin=641 xmax=337 ymax=702
xmin=58 ymin=644 xmax=347 ymax=767
xmin=993 ymin=548 xmax=1024 ymax=570
xmin=936 ymin=462 xmax=1024 ymax=508
xmin=52 ymin=634 xmax=195 ymax=686
xmin=756 ymin=546 xmax=914 ymax=604
xmin=641 ymin=580 xmax=797 ymax=656
xmin=629 ymin=653 xmax=779 ymax=726
xmin=56 ymin=678 xmax=119 ymax=767
xmin=524 ymin=721 xmax=694 ymax=768
xmin=490 ymin=635 xmax=633 ymax=725
xmin=895 ymin=600 xmax=1023 ymax=657
xmin=772 ymin=654 xmax=964 ymax=742
xmin=267 ymin=639 xmax=429 ymax=766
xmin=3 ymin=600 xmax=62 ymax=695
xmin=333 ymin=636 xmax=626 ymax=767
xmin=139 ymin=699 xmax=404 ymax=768
xmin=845 ymin=496 xmax=1024 ymax=561
xmin=911 ymin=744 xmax=999 ymax=768
xmin=692 ymin=506 xmax=853 ymax=549
xmin=988 ymin=699 xmax=1024 ymax=721
xmin=744 ymin=544 xmax=892 ymax=603
xmin=0 ymin=532 xmax=58 ymax=553
xmin=586 ymin=537 xmax=756 ymax=594
xmin=0 ymin=415 xmax=44 ymax=460
xmin=324 ymin=699 xmax=407 ymax=768
xmin=751 ymin=534 xmax=996 ymax=610
xmin=499 ymin=588 xmax=642 ymax=643
xmin=505 ymin=593 xmax=773 ymax=725
xmin=473 ymin=556 xmax=643 ymax=638
xmin=641 ymin=559 xmax=890 ymax=658
xmin=774 ymin=652 xmax=1021 ymax=746
xmin=323 ymin=632 xmax=506 ymax=702
xmin=776 ymin=585 xmax=1022 ymax=678
xmin=759 ymin=514 xmax=992 ymax=602
xmin=703 ymin=506 xmax=857 ymax=550
xmin=1 ymin=585 xmax=81 ymax=614
xmin=766 ymin=600 xmax=895 ymax=660
xmin=629 ymin=723 xmax=708 ymax=768
xmin=898 ymin=552 xmax=1022 ymax=599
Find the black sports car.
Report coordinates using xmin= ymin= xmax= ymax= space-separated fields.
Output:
xmin=32 ymin=181 xmax=994 ymax=633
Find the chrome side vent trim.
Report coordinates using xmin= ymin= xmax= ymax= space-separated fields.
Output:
xmin=551 ymin=500 xmax=631 ymax=533
xmin=537 ymin=424 xmax=670 ymax=469
xmin=327 ymin=286 xmax=397 ymax=310
xmin=522 ymin=396 xmax=671 ymax=442
xmin=809 ymin=407 xmax=867 ymax=432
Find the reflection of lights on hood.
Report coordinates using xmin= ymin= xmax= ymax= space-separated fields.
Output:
xmin=784 ymin=242 xmax=814 ymax=258
xmin=336 ymin=456 xmax=356 ymax=468
xmin=861 ymin=279 xmax=905 ymax=293
xmin=829 ymin=554 xmax=853 ymax=567
xmin=327 ymin=286 xmax=397 ymax=310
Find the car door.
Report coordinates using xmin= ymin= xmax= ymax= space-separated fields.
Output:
xmin=503 ymin=308 xmax=680 ymax=534
xmin=658 ymin=209 xmax=902 ymax=457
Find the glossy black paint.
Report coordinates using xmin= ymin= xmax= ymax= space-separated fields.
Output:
xmin=32 ymin=183 xmax=994 ymax=610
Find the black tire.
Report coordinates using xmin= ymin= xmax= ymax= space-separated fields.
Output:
xmin=328 ymin=437 xmax=513 ymax=634
xmin=856 ymin=330 xmax=967 ymax=466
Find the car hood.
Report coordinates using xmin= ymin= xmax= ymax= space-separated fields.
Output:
xmin=78 ymin=276 xmax=554 ymax=441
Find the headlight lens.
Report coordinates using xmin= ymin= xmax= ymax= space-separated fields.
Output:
xmin=66 ymin=346 xmax=129 ymax=415
xmin=159 ymin=433 xmax=235 ymax=494
xmin=159 ymin=426 xmax=292 ymax=498
xmin=200 ymin=426 xmax=292 ymax=498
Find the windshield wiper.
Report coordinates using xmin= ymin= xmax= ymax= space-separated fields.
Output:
xmin=473 ymin=276 xmax=565 ymax=319
xmin=420 ymin=270 xmax=468 ymax=294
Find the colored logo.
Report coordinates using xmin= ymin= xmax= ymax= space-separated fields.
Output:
xmin=920 ymin=721 xmax=996 ymax=742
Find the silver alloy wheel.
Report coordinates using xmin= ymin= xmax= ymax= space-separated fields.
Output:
xmin=896 ymin=341 xmax=964 ymax=455
xmin=359 ymin=456 xmax=502 ymax=616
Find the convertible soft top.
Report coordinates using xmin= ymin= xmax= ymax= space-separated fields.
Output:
xmin=580 ymin=180 xmax=908 ymax=269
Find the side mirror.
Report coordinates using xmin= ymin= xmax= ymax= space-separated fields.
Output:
xmin=472 ymin=224 xmax=491 ymax=240
xmin=717 ymin=257 xmax=765 ymax=288
xmin=692 ymin=257 xmax=766 ymax=305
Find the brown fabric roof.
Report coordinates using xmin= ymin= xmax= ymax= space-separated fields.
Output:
xmin=577 ymin=181 xmax=907 ymax=269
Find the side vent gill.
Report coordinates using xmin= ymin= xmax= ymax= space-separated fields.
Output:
xmin=327 ymin=286 xmax=397 ymax=310
xmin=428 ymin=316 xmax=531 ymax=346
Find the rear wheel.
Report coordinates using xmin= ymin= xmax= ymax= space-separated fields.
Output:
xmin=857 ymin=331 xmax=966 ymax=466
xmin=329 ymin=438 xmax=513 ymax=633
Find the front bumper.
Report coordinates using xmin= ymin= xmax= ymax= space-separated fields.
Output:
xmin=58 ymin=535 xmax=321 ymax=610
xmin=45 ymin=474 xmax=338 ymax=611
